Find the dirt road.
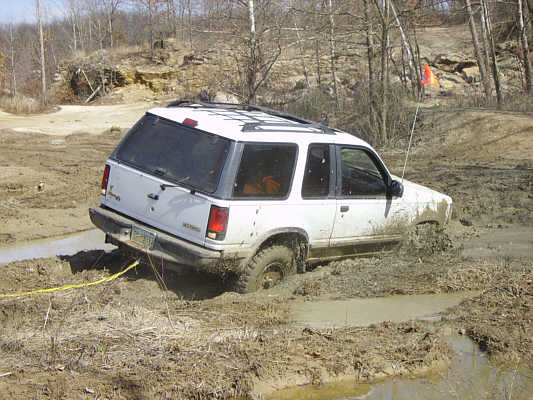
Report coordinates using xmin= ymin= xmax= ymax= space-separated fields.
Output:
xmin=0 ymin=104 xmax=532 ymax=399
xmin=0 ymin=102 xmax=151 ymax=136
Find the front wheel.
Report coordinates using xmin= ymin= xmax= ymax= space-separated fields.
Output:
xmin=236 ymin=245 xmax=296 ymax=293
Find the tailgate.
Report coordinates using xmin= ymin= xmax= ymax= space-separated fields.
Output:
xmin=102 ymin=160 xmax=211 ymax=246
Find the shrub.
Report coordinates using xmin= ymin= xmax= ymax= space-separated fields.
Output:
xmin=0 ymin=95 xmax=47 ymax=114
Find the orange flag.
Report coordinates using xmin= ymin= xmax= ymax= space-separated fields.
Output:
xmin=420 ymin=64 xmax=439 ymax=87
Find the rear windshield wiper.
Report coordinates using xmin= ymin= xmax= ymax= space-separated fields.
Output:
xmin=154 ymin=168 xmax=168 ymax=176
xmin=160 ymin=176 xmax=190 ymax=191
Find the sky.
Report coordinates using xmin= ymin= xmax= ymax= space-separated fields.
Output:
xmin=1 ymin=0 xmax=63 ymax=24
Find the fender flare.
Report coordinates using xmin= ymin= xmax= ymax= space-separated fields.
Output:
xmin=242 ymin=227 xmax=310 ymax=266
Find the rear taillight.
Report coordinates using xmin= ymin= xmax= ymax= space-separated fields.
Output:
xmin=183 ymin=118 xmax=198 ymax=127
xmin=207 ymin=205 xmax=229 ymax=240
xmin=101 ymin=164 xmax=110 ymax=195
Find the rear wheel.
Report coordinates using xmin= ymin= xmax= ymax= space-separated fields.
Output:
xmin=236 ymin=245 xmax=296 ymax=293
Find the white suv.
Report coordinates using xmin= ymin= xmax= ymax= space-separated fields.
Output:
xmin=89 ymin=101 xmax=452 ymax=292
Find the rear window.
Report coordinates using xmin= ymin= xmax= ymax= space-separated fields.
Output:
xmin=232 ymin=143 xmax=297 ymax=198
xmin=116 ymin=114 xmax=230 ymax=193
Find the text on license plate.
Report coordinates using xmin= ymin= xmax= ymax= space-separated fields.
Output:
xmin=130 ymin=226 xmax=156 ymax=249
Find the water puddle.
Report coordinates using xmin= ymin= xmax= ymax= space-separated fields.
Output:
xmin=268 ymin=335 xmax=533 ymax=400
xmin=291 ymin=292 xmax=478 ymax=329
xmin=0 ymin=230 xmax=115 ymax=264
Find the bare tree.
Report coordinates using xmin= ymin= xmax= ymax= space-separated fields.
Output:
xmin=465 ymin=0 xmax=491 ymax=99
xmin=247 ymin=0 xmax=257 ymax=102
xmin=289 ymin=0 xmax=310 ymax=89
xmin=37 ymin=0 xmax=47 ymax=105
xmin=9 ymin=24 xmax=17 ymax=97
xmin=389 ymin=1 xmax=417 ymax=97
xmin=518 ymin=0 xmax=533 ymax=94
xmin=101 ymin=0 xmax=123 ymax=48
xmin=363 ymin=0 xmax=376 ymax=128
xmin=238 ymin=0 xmax=282 ymax=103
xmin=481 ymin=0 xmax=502 ymax=106
xmin=374 ymin=0 xmax=391 ymax=145
xmin=327 ymin=0 xmax=339 ymax=109
xmin=136 ymin=0 xmax=165 ymax=60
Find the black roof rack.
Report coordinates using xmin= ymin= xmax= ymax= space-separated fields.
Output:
xmin=166 ymin=99 xmax=335 ymax=135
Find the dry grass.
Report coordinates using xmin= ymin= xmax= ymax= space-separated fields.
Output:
xmin=444 ymin=261 xmax=533 ymax=366
xmin=0 ymin=254 xmax=452 ymax=399
xmin=0 ymin=95 xmax=47 ymax=115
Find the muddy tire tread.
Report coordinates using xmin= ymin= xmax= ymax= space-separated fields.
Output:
xmin=236 ymin=245 xmax=296 ymax=294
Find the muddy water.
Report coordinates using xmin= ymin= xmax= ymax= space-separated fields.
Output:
xmin=269 ymin=336 xmax=533 ymax=400
xmin=291 ymin=292 xmax=478 ymax=329
xmin=0 ymin=230 xmax=115 ymax=264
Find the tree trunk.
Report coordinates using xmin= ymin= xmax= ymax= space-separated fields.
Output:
xmin=519 ymin=0 xmax=533 ymax=94
xmin=290 ymin=0 xmax=310 ymax=89
xmin=316 ymin=40 xmax=321 ymax=86
xmin=380 ymin=0 xmax=390 ymax=145
xmin=465 ymin=0 xmax=491 ymax=99
xmin=389 ymin=1 xmax=417 ymax=97
xmin=108 ymin=14 xmax=113 ymax=48
xmin=247 ymin=0 xmax=257 ymax=103
xmin=363 ymin=0 xmax=376 ymax=129
xmin=9 ymin=24 xmax=17 ymax=97
xmin=188 ymin=0 xmax=193 ymax=51
xmin=149 ymin=2 xmax=155 ymax=61
xmin=327 ymin=0 xmax=339 ymax=110
xmin=479 ymin=2 xmax=491 ymax=78
xmin=37 ymin=0 xmax=47 ymax=105
xmin=482 ymin=0 xmax=502 ymax=106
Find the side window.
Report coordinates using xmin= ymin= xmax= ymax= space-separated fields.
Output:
xmin=302 ymin=144 xmax=331 ymax=198
xmin=340 ymin=147 xmax=387 ymax=196
xmin=232 ymin=143 xmax=297 ymax=198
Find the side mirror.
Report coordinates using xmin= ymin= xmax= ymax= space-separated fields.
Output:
xmin=389 ymin=180 xmax=404 ymax=198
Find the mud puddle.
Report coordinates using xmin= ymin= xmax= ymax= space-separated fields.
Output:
xmin=0 ymin=229 xmax=115 ymax=264
xmin=291 ymin=292 xmax=478 ymax=329
xmin=269 ymin=335 xmax=533 ymax=400
xmin=462 ymin=226 xmax=533 ymax=260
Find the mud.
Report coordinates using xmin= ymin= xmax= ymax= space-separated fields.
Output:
xmin=0 ymin=105 xmax=532 ymax=398
xmin=269 ymin=335 xmax=533 ymax=400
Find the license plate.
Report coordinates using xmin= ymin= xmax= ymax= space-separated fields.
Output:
xmin=130 ymin=226 xmax=156 ymax=249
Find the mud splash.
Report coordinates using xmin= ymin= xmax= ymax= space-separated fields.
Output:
xmin=291 ymin=292 xmax=478 ymax=329
xmin=268 ymin=335 xmax=533 ymax=400
xmin=0 ymin=230 xmax=115 ymax=264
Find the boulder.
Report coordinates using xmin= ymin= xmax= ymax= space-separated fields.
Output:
xmin=462 ymin=66 xmax=480 ymax=83
xmin=213 ymin=92 xmax=240 ymax=103
xmin=434 ymin=54 xmax=477 ymax=73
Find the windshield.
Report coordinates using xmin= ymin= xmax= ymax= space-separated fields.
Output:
xmin=116 ymin=114 xmax=231 ymax=193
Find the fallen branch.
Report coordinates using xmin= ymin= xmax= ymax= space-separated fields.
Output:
xmin=85 ymin=85 xmax=101 ymax=103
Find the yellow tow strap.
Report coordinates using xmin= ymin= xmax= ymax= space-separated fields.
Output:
xmin=0 ymin=260 xmax=140 ymax=298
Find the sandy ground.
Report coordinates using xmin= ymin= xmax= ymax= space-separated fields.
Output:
xmin=0 ymin=103 xmax=532 ymax=398
xmin=0 ymin=102 xmax=152 ymax=136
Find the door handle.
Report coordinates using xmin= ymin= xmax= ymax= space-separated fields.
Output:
xmin=340 ymin=205 xmax=349 ymax=212
xmin=147 ymin=193 xmax=159 ymax=200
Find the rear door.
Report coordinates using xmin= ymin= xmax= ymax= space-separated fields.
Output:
xmin=102 ymin=114 xmax=231 ymax=246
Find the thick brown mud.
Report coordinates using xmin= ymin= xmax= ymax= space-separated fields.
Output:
xmin=0 ymin=107 xmax=532 ymax=398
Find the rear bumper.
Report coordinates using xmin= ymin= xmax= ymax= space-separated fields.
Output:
xmin=89 ymin=206 xmax=239 ymax=270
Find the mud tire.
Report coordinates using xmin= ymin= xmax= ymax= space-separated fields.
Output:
xmin=236 ymin=245 xmax=296 ymax=293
